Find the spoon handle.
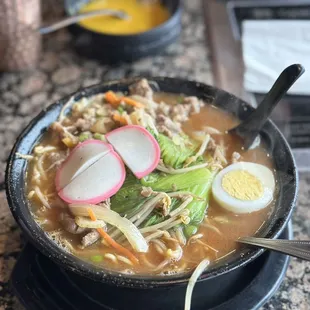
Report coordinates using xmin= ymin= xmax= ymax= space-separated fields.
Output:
xmin=239 ymin=237 xmax=310 ymax=261
xmin=233 ymin=64 xmax=305 ymax=149
xmin=39 ymin=9 xmax=128 ymax=35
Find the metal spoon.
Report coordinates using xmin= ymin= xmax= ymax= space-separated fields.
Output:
xmin=39 ymin=9 xmax=130 ymax=35
xmin=229 ymin=64 xmax=305 ymax=150
xmin=238 ymin=237 xmax=310 ymax=261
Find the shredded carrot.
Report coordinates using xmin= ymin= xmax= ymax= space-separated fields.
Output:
xmin=113 ymin=113 xmax=128 ymax=125
xmin=87 ymin=208 xmax=139 ymax=264
xmin=105 ymin=91 xmax=119 ymax=106
xmin=88 ymin=208 xmax=97 ymax=221
xmin=121 ymin=97 xmax=145 ymax=108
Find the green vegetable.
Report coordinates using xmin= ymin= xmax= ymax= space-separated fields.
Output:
xmin=110 ymin=173 xmax=147 ymax=216
xmin=117 ymin=106 xmax=125 ymax=114
xmin=184 ymin=225 xmax=198 ymax=236
xmin=183 ymin=172 xmax=215 ymax=237
xmin=142 ymin=213 xmax=163 ymax=228
xmin=141 ymin=168 xmax=212 ymax=192
xmin=93 ymin=133 xmax=105 ymax=141
xmin=91 ymin=255 xmax=103 ymax=263
xmin=156 ymin=133 xmax=198 ymax=168
xmin=79 ymin=132 xmax=91 ymax=142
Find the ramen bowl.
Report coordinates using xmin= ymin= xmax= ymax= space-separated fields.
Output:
xmin=5 ymin=77 xmax=298 ymax=309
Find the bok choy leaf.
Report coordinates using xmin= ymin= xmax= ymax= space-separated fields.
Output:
xmin=110 ymin=173 xmax=147 ymax=216
xmin=183 ymin=173 xmax=215 ymax=237
xmin=141 ymin=168 xmax=212 ymax=192
xmin=155 ymin=133 xmax=199 ymax=168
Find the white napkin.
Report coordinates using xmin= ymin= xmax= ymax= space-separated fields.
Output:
xmin=242 ymin=20 xmax=310 ymax=95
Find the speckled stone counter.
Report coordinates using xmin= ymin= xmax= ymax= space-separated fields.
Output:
xmin=0 ymin=1 xmax=309 ymax=309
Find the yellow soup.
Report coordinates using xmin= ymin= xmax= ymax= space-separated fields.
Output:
xmin=79 ymin=0 xmax=170 ymax=35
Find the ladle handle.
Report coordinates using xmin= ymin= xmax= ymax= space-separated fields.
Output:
xmin=234 ymin=64 xmax=304 ymax=148
xmin=238 ymin=237 xmax=310 ymax=261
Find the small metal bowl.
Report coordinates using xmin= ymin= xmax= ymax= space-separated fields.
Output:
xmin=64 ymin=0 xmax=182 ymax=63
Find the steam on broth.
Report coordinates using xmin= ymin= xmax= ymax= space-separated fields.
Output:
xmin=25 ymin=79 xmax=274 ymax=277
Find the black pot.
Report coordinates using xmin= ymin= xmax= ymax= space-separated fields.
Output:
xmin=5 ymin=77 xmax=298 ymax=309
xmin=64 ymin=0 xmax=182 ymax=63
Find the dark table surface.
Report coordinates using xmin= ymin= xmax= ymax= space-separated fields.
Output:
xmin=0 ymin=1 xmax=309 ymax=309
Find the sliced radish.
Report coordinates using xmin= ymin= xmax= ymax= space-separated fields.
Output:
xmin=56 ymin=140 xmax=125 ymax=204
xmin=55 ymin=140 xmax=112 ymax=191
xmin=58 ymin=151 xmax=125 ymax=204
xmin=106 ymin=125 xmax=160 ymax=179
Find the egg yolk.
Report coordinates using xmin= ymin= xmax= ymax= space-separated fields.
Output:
xmin=222 ymin=170 xmax=264 ymax=201
xmin=79 ymin=0 xmax=170 ymax=35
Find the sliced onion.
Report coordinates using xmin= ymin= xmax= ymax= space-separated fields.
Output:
xmin=184 ymin=259 xmax=210 ymax=310
xmin=69 ymin=204 xmax=148 ymax=253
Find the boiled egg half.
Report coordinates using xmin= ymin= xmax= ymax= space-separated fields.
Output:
xmin=212 ymin=162 xmax=275 ymax=214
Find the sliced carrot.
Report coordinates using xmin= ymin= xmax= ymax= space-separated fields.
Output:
xmin=113 ymin=113 xmax=128 ymax=126
xmin=121 ymin=97 xmax=145 ymax=109
xmin=87 ymin=208 xmax=139 ymax=264
xmin=105 ymin=91 xmax=119 ymax=106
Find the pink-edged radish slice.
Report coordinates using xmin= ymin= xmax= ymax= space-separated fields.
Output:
xmin=58 ymin=150 xmax=125 ymax=204
xmin=106 ymin=125 xmax=160 ymax=179
xmin=55 ymin=139 xmax=113 ymax=192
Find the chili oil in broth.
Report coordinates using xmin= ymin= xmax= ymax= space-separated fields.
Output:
xmin=26 ymin=92 xmax=274 ymax=275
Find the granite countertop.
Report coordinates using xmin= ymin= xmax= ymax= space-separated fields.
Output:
xmin=0 ymin=1 xmax=310 ymax=309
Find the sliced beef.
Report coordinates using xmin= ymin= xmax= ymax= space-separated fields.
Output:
xmin=183 ymin=96 xmax=203 ymax=114
xmin=156 ymin=114 xmax=182 ymax=135
xmin=74 ymin=118 xmax=94 ymax=131
xmin=157 ymin=101 xmax=171 ymax=116
xmin=129 ymin=79 xmax=154 ymax=100
xmin=59 ymin=212 xmax=86 ymax=234
xmin=171 ymin=104 xmax=191 ymax=123
xmin=81 ymin=230 xmax=100 ymax=247
xmin=50 ymin=122 xmax=66 ymax=139
xmin=157 ymin=125 xmax=174 ymax=138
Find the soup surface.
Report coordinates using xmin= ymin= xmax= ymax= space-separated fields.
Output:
xmin=79 ymin=0 xmax=170 ymax=35
xmin=25 ymin=79 xmax=274 ymax=275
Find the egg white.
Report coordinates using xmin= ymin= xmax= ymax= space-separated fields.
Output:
xmin=212 ymin=162 xmax=275 ymax=214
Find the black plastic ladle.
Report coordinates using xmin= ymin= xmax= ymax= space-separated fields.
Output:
xmin=229 ymin=64 xmax=305 ymax=150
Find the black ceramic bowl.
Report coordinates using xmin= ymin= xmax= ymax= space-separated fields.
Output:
xmin=6 ymin=77 xmax=298 ymax=309
xmin=64 ymin=0 xmax=182 ymax=63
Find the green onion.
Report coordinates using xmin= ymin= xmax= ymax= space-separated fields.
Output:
xmin=91 ymin=255 xmax=103 ymax=263
xmin=79 ymin=132 xmax=91 ymax=142
xmin=117 ymin=106 xmax=125 ymax=114
xmin=93 ymin=133 xmax=105 ymax=141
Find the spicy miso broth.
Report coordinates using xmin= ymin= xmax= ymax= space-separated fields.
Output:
xmin=25 ymin=79 xmax=275 ymax=275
